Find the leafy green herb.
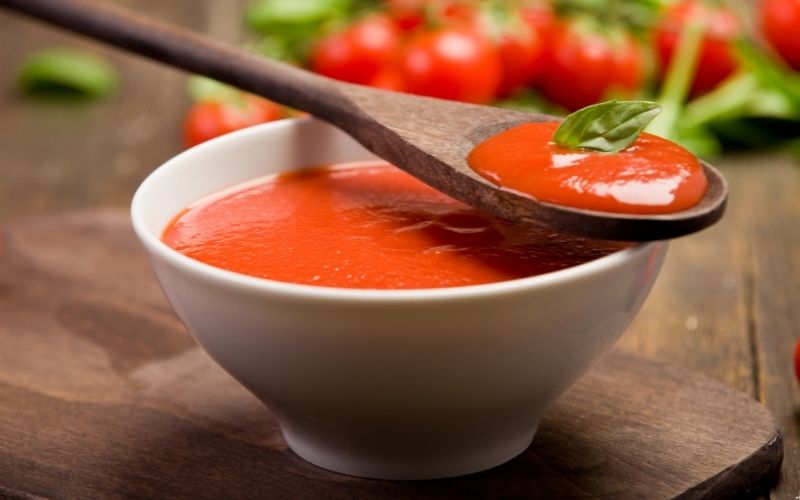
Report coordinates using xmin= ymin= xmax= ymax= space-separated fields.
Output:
xmin=17 ymin=47 xmax=118 ymax=99
xmin=672 ymin=126 xmax=721 ymax=159
xmin=647 ymin=19 xmax=703 ymax=140
xmin=496 ymin=88 xmax=567 ymax=116
xmin=245 ymin=0 xmax=352 ymax=34
xmin=661 ymin=39 xmax=800 ymax=156
xmin=250 ymin=36 xmax=303 ymax=64
xmin=554 ymin=0 xmax=664 ymax=34
xmin=552 ymin=100 xmax=661 ymax=153
xmin=244 ymin=0 xmax=382 ymax=64
xmin=187 ymin=75 xmax=242 ymax=103
xmin=736 ymin=40 xmax=800 ymax=115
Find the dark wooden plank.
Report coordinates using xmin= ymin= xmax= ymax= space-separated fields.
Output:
xmin=622 ymin=154 xmax=800 ymax=497
xmin=619 ymin=195 xmax=754 ymax=397
xmin=0 ymin=211 xmax=783 ymax=499
xmin=725 ymin=154 xmax=800 ymax=498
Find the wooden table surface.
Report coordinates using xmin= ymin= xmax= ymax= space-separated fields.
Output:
xmin=1 ymin=1 xmax=798 ymax=498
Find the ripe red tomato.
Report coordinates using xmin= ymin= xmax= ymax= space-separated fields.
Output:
xmin=183 ymin=96 xmax=283 ymax=147
xmin=537 ymin=20 xmax=644 ymax=111
xmin=368 ymin=66 xmax=407 ymax=92
xmin=385 ymin=0 xmax=425 ymax=31
xmin=520 ymin=3 xmax=556 ymax=38
xmin=795 ymin=338 xmax=800 ymax=384
xmin=385 ymin=0 xmax=477 ymax=32
xmin=396 ymin=26 xmax=502 ymax=104
xmin=761 ymin=0 xmax=800 ymax=70
xmin=655 ymin=0 xmax=741 ymax=97
xmin=494 ymin=6 xmax=552 ymax=97
xmin=310 ymin=15 xmax=400 ymax=85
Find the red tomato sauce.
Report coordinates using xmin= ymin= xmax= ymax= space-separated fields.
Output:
xmin=468 ymin=122 xmax=708 ymax=214
xmin=162 ymin=162 xmax=627 ymax=289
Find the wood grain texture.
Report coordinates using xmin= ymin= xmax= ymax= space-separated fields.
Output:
xmin=0 ymin=0 xmax=726 ymax=241
xmin=620 ymin=155 xmax=800 ymax=498
xmin=731 ymin=155 xmax=800 ymax=498
xmin=0 ymin=212 xmax=783 ymax=499
xmin=619 ymin=165 xmax=754 ymax=397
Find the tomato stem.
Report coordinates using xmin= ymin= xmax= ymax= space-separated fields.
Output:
xmin=648 ymin=19 xmax=703 ymax=139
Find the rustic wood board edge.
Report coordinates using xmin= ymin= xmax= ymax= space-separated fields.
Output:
xmin=677 ymin=431 xmax=783 ymax=500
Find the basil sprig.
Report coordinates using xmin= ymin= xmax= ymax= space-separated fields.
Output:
xmin=552 ymin=100 xmax=661 ymax=153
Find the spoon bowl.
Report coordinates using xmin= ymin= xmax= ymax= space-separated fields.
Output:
xmin=332 ymin=85 xmax=728 ymax=240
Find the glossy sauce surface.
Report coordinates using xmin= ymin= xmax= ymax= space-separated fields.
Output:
xmin=163 ymin=163 xmax=627 ymax=289
xmin=468 ymin=122 xmax=707 ymax=214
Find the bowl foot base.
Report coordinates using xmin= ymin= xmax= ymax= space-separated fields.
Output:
xmin=282 ymin=423 xmax=539 ymax=480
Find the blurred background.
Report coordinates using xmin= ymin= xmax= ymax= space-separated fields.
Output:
xmin=2 ymin=0 xmax=800 ymax=221
xmin=0 ymin=0 xmax=798 ymax=495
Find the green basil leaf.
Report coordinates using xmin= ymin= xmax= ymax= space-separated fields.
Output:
xmin=17 ymin=47 xmax=118 ymax=98
xmin=552 ymin=100 xmax=661 ymax=153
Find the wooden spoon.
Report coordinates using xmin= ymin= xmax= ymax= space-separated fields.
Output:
xmin=0 ymin=0 xmax=727 ymax=241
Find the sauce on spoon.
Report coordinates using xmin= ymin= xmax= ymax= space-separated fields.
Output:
xmin=468 ymin=100 xmax=708 ymax=215
xmin=468 ymin=121 xmax=708 ymax=214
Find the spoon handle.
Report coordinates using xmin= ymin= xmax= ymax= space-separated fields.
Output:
xmin=0 ymin=0 xmax=351 ymax=121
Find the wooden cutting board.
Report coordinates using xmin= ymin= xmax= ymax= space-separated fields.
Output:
xmin=0 ymin=211 xmax=782 ymax=499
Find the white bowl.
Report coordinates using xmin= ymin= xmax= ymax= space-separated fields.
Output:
xmin=131 ymin=118 xmax=668 ymax=480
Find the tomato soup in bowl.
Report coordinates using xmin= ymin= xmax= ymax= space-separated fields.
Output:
xmin=131 ymin=118 xmax=667 ymax=480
